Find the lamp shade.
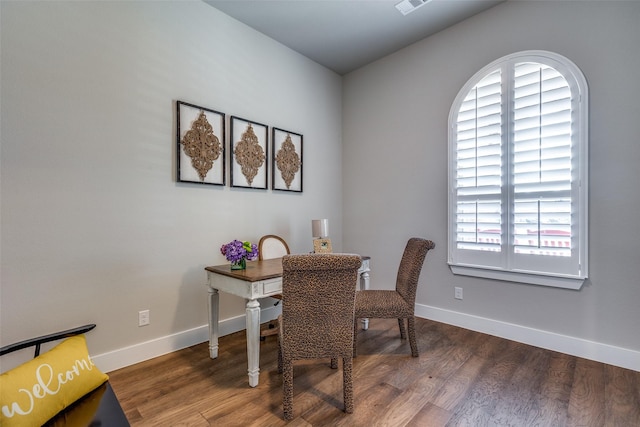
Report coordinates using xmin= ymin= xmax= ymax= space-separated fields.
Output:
xmin=312 ymin=219 xmax=329 ymax=238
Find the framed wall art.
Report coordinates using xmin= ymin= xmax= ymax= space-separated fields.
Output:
xmin=272 ymin=127 xmax=303 ymax=192
xmin=176 ymin=101 xmax=225 ymax=185
xmin=230 ymin=116 xmax=268 ymax=190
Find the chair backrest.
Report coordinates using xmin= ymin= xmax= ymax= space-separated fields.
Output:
xmin=395 ymin=238 xmax=435 ymax=305
xmin=281 ymin=254 xmax=362 ymax=360
xmin=258 ymin=234 xmax=290 ymax=260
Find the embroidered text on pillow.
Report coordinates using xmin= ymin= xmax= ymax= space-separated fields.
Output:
xmin=1 ymin=334 xmax=108 ymax=427
xmin=2 ymin=355 xmax=98 ymax=418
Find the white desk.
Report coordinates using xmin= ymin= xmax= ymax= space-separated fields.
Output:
xmin=205 ymin=256 xmax=370 ymax=387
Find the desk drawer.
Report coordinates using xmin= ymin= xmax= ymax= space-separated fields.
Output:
xmin=261 ymin=278 xmax=282 ymax=296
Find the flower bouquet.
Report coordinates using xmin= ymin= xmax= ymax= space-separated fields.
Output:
xmin=220 ymin=240 xmax=259 ymax=270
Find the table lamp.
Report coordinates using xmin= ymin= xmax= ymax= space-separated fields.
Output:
xmin=312 ymin=219 xmax=332 ymax=253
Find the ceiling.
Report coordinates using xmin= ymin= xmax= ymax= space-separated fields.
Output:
xmin=204 ymin=0 xmax=505 ymax=75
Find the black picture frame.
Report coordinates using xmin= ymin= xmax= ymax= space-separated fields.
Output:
xmin=272 ymin=127 xmax=303 ymax=192
xmin=176 ymin=101 xmax=225 ymax=186
xmin=230 ymin=116 xmax=269 ymax=190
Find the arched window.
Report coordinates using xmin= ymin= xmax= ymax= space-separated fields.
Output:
xmin=448 ymin=51 xmax=588 ymax=289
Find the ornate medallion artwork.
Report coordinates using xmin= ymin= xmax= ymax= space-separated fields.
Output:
xmin=234 ymin=124 xmax=265 ymax=186
xmin=181 ymin=111 xmax=222 ymax=181
xmin=275 ymin=134 xmax=301 ymax=189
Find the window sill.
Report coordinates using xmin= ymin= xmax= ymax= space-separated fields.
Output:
xmin=449 ymin=264 xmax=585 ymax=290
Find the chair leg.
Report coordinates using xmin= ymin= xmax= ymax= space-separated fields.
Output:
xmin=407 ymin=316 xmax=419 ymax=357
xmin=283 ymin=360 xmax=294 ymax=420
xmin=398 ymin=318 xmax=407 ymax=340
xmin=343 ymin=357 xmax=354 ymax=414
xmin=330 ymin=358 xmax=338 ymax=369
xmin=277 ymin=345 xmax=283 ymax=373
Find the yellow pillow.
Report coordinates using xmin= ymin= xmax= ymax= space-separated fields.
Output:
xmin=0 ymin=335 xmax=109 ymax=427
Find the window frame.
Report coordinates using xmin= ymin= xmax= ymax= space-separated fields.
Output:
xmin=448 ymin=51 xmax=588 ymax=290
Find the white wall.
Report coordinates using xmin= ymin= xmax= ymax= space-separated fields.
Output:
xmin=1 ymin=1 xmax=342 ymax=371
xmin=343 ymin=1 xmax=640 ymax=370
xmin=3 ymin=0 xmax=639 ymax=374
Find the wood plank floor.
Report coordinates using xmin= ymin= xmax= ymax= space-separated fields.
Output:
xmin=107 ymin=318 xmax=640 ymax=426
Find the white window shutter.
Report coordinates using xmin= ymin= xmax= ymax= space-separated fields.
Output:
xmin=448 ymin=51 xmax=588 ymax=289
xmin=512 ymin=62 xmax=573 ymax=258
xmin=454 ymin=70 xmax=503 ymax=255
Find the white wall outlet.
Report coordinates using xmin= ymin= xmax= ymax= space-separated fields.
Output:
xmin=138 ymin=310 xmax=150 ymax=326
xmin=454 ymin=287 xmax=463 ymax=300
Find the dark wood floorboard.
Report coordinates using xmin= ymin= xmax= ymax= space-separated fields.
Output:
xmin=107 ymin=318 xmax=640 ymax=426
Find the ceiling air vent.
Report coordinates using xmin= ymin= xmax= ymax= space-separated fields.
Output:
xmin=395 ymin=0 xmax=433 ymax=16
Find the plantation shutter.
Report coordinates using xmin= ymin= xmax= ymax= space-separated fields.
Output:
xmin=454 ymin=69 xmax=503 ymax=254
xmin=511 ymin=62 xmax=573 ymax=258
xmin=449 ymin=51 xmax=588 ymax=288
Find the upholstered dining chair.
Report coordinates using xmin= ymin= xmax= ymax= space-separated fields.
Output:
xmin=259 ymin=235 xmax=290 ymax=340
xmin=277 ymin=253 xmax=362 ymax=420
xmin=354 ymin=238 xmax=435 ymax=358
xmin=258 ymin=234 xmax=290 ymax=260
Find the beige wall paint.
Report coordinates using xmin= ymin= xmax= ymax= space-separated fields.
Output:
xmin=343 ymin=1 xmax=640 ymax=355
xmin=1 ymin=1 xmax=342 ymax=369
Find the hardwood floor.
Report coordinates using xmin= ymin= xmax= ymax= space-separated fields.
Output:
xmin=107 ymin=318 xmax=640 ymax=426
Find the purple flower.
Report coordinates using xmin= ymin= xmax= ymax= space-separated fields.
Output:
xmin=220 ymin=240 xmax=259 ymax=263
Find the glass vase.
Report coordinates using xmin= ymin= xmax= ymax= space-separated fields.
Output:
xmin=231 ymin=258 xmax=246 ymax=270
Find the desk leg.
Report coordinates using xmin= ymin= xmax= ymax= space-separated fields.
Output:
xmin=207 ymin=287 xmax=219 ymax=359
xmin=246 ymin=298 xmax=261 ymax=387
xmin=360 ymin=270 xmax=370 ymax=330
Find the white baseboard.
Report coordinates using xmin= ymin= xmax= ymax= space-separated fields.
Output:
xmin=93 ymin=303 xmax=282 ymax=373
xmin=415 ymin=303 xmax=640 ymax=372
xmin=93 ymin=303 xmax=638 ymax=374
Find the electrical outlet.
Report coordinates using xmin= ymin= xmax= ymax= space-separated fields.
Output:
xmin=138 ymin=310 xmax=150 ymax=326
xmin=454 ymin=287 xmax=463 ymax=300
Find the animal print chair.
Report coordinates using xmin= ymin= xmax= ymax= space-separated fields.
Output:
xmin=277 ymin=253 xmax=361 ymax=420
xmin=354 ymin=238 xmax=435 ymax=357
